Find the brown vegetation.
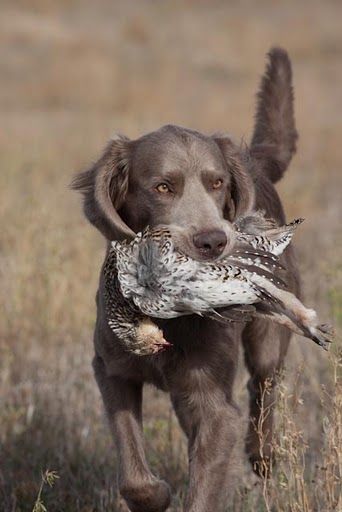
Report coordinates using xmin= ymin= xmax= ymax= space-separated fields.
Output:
xmin=0 ymin=1 xmax=341 ymax=510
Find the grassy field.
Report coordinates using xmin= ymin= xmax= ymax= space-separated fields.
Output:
xmin=0 ymin=1 xmax=341 ymax=510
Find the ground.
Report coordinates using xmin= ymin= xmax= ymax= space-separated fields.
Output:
xmin=0 ymin=1 xmax=341 ymax=511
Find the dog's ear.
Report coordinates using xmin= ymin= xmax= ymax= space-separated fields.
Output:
xmin=214 ymin=136 xmax=255 ymax=220
xmin=71 ymin=135 xmax=135 ymax=241
xmin=250 ymin=47 xmax=298 ymax=184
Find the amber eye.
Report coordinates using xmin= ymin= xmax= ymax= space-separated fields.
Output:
xmin=213 ymin=178 xmax=223 ymax=190
xmin=156 ymin=183 xmax=171 ymax=194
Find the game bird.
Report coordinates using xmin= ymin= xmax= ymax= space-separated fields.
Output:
xmin=104 ymin=212 xmax=333 ymax=356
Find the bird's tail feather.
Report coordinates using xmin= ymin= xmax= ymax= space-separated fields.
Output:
xmin=260 ymin=217 xmax=304 ymax=241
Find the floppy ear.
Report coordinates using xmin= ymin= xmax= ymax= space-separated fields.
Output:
xmin=71 ymin=134 xmax=135 ymax=241
xmin=214 ymin=136 xmax=255 ymax=220
xmin=250 ymin=47 xmax=298 ymax=183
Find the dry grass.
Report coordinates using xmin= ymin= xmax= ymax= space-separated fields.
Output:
xmin=0 ymin=1 xmax=341 ymax=511
xmin=248 ymin=359 xmax=341 ymax=512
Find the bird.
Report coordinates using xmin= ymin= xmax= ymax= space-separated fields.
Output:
xmin=104 ymin=212 xmax=333 ymax=356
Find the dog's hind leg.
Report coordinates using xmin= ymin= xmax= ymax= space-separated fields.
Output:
xmin=242 ymin=318 xmax=291 ymax=477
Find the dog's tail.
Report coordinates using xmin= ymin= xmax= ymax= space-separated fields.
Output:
xmin=250 ymin=47 xmax=298 ymax=184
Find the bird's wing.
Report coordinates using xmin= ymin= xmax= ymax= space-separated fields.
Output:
xmin=232 ymin=262 xmax=288 ymax=289
xmin=226 ymin=244 xmax=286 ymax=272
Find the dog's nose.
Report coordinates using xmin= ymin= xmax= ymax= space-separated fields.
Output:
xmin=193 ymin=230 xmax=227 ymax=258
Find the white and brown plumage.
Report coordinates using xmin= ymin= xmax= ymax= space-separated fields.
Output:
xmin=104 ymin=213 xmax=332 ymax=356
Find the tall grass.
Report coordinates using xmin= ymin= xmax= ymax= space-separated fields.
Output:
xmin=255 ymin=352 xmax=341 ymax=512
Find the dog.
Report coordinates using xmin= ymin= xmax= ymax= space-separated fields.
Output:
xmin=72 ymin=47 xmax=299 ymax=512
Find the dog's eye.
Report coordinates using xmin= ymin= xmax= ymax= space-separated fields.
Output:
xmin=155 ymin=183 xmax=171 ymax=194
xmin=212 ymin=179 xmax=223 ymax=190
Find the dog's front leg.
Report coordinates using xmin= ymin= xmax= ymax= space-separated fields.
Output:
xmin=93 ymin=355 xmax=171 ymax=512
xmin=171 ymin=371 xmax=241 ymax=512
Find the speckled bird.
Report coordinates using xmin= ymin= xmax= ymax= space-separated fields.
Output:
xmin=104 ymin=212 xmax=332 ymax=356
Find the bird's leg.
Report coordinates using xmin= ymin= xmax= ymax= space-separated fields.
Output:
xmin=253 ymin=277 xmax=333 ymax=349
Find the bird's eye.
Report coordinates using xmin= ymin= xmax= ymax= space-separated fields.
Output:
xmin=156 ymin=183 xmax=171 ymax=194
xmin=213 ymin=179 xmax=223 ymax=190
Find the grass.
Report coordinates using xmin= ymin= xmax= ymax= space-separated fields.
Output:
xmin=255 ymin=357 xmax=341 ymax=512
xmin=0 ymin=1 xmax=341 ymax=510
xmin=32 ymin=471 xmax=59 ymax=512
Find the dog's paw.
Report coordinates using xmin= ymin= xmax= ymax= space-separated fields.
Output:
xmin=120 ymin=477 xmax=171 ymax=512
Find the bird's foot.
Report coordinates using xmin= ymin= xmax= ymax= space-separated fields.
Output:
xmin=309 ymin=323 xmax=334 ymax=351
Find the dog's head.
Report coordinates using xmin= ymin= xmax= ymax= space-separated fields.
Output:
xmin=72 ymin=126 xmax=254 ymax=261
xmin=72 ymin=48 xmax=297 ymax=261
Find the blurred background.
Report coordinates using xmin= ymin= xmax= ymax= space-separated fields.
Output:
xmin=0 ymin=1 xmax=341 ymax=511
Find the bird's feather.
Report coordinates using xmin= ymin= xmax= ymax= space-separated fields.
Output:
xmin=104 ymin=211 xmax=332 ymax=355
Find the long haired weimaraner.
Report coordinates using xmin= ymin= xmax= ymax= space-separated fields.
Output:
xmin=72 ymin=47 xmax=299 ymax=512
